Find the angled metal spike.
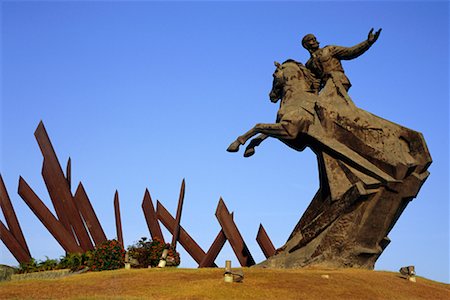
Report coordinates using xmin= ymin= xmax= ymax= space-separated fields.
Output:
xmin=0 ymin=174 xmax=30 ymax=257
xmin=157 ymin=200 xmax=216 ymax=267
xmin=171 ymin=178 xmax=185 ymax=249
xmin=215 ymin=198 xmax=255 ymax=267
xmin=114 ymin=190 xmax=124 ymax=248
xmin=66 ymin=157 xmax=71 ymax=191
xmin=142 ymin=188 xmax=165 ymax=243
xmin=256 ymin=223 xmax=276 ymax=258
xmin=73 ymin=182 xmax=107 ymax=246
xmin=36 ymin=122 xmax=93 ymax=251
xmin=18 ymin=177 xmax=82 ymax=253
xmin=0 ymin=220 xmax=31 ymax=263
xmin=199 ymin=213 xmax=233 ymax=268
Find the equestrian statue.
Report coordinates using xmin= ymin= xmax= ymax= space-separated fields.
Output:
xmin=227 ymin=29 xmax=431 ymax=269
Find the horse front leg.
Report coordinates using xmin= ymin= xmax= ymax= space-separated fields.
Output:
xmin=243 ymin=134 xmax=268 ymax=157
xmin=227 ymin=121 xmax=298 ymax=154
xmin=254 ymin=121 xmax=299 ymax=140
xmin=227 ymin=127 xmax=260 ymax=153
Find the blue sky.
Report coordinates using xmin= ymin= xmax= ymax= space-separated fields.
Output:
xmin=1 ymin=1 xmax=448 ymax=283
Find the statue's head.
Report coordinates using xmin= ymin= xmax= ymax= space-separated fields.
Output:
xmin=302 ymin=34 xmax=319 ymax=51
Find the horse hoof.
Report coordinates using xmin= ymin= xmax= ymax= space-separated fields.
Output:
xmin=227 ymin=141 xmax=240 ymax=152
xmin=244 ymin=148 xmax=255 ymax=157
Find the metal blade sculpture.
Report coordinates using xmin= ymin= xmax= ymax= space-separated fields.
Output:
xmin=36 ymin=122 xmax=93 ymax=251
xmin=2 ymin=122 xmax=113 ymax=262
xmin=114 ymin=191 xmax=124 ymax=249
xmin=215 ymin=198 xmax=255 ymax=267
xmin=171 ymin=179 xmax=185 ymax=250
xmin=73 ymin=183 xmax=107 ymax=245
xmin=18 ymin=177 xmax=83 ymax=253
xmin=198 ymin=213 xmax=232 ymax=268
xmin=0 ymin=220 xmax=31 ymax=263
xmin=256 ymin=224 xmax=276 ymax=259
xmin=156 ymin=200 xmax=210 ymax=266
xmin=142 ymin=188 xmax=165 ymax=243
xmin=0 ymin=175 xmax=30 ymax=260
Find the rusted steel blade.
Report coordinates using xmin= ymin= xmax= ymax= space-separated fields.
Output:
xmin=0 ymin=220 xmax=31 ymax=263
xmin=114 ymin=190 xmax=124 ymax=248
xmin=73 ymin=182 xmax=107 ymax=246
xmin=35 ymin=122 xmax=70 ymax=233
xmin=142 ymin=189 xmax=165 ymax=243
xmin=157 ymin=200 xmax=216 ymax=267
xmin=66 ymin=157 xmax=71 ymax=191
xmin=0 ymin=174 xmax=30 ymax=257
xmin=256 ymin=223 xmax=276 ymax=258
xmin=36 ymin=122 xmax=93 ymax=251
xmin=18 ymin=177 xmax=83 ymax=253
xmin=171 ymin=178 xmax=185 ymax=249
xmin=215 ymin=198 xmax=255 ymax=267
xmin=42 ymin=162 xmax=72 ymax=233
xmin=199 ymin=213 xmax=232 ymax=268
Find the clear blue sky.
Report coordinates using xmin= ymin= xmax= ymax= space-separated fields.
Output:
xmin=1 ymin=1 xmax=448 ymax=283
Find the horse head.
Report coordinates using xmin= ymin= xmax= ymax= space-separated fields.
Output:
xmin=269 ymin=60 xmax=317 ymax=103
xmin=269 ymin=61 xmax=284 ymax=103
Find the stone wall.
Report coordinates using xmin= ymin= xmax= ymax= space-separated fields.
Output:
xmin=0 ymin=264 xmax=18 ymax=281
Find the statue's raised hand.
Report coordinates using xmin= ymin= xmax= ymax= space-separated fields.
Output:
xmin=368 ymin=28 xmax=382 ymax=45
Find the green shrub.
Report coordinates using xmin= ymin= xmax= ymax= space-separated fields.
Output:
xmin=37 ymin=256 xmax=58 ymax=271
xmin=18 ymin=258 xmax=38 ymax=274
xmin=18 ymin=257 xmax=59 ymax=273
xmin=59 ymin=252 xmax=91 ymax=271
xmin=90 ymin=239 xmax=125 ymax=271
xmin=127 ymin=237 xmax=180 ymax=268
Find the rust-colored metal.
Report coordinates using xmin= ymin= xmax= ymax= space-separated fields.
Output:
xmin=215 ymin=198 xmax=255 ymax=267
xmin=157 ymin=200 xmax=216 ymax=267
xmin=0 ymin=220 xmax=31 ymax=263
xmin=0 ymin=174 xmax=30 ymax=257
xmin=18 ymin=177 xmax=83 ymax=253
xmin=41 ymin=162 xmax=72 ymax=234
xmin=73 ymin=182 xmax=107 ymax=246
xmin=256 ymin=223 xmax=276 ymax=258
xmin=35 ymin=122 xmax=70 ymax=233
xmin=142 ymin=189 xmax=165 ymax=243
xmin=171 ymin=179 xmax=185 ymax=250
xmin=66 ymin=157 xmax=71 ymax=191
xmin=36 ymin=122 xmax=93 ymax=251
xmin=114 ymin=190 xmax=124 ymax=248
xmin=198 ymin=213 xmax=233 ymax=268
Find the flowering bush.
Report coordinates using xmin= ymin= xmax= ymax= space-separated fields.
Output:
xmin=90 ymin=239 xmax=125 ymax=271
xmin=127 ymin=237 xmax=180 ymax=268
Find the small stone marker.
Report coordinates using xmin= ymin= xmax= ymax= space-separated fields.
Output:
xmin=158 ymin=249 xmax=169 ymax=268
xmin=223 ymin=260 xmax=244 ymax=283
xmin=224 ymin=260 xmax=233 ymax=283
xmin=321 ymin=274 xmax=330 ymax=279
xmin=124 ymin=252 xmax=131 ymax=269
xmin=399 ymin=265 xmax=416 ymax=282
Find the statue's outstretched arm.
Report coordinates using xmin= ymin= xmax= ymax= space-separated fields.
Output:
xmin=332 ymin=28 xmax=382 ymax=60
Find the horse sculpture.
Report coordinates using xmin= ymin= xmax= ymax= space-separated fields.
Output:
xmin=227 ymin=60 xmax=431 ymax=269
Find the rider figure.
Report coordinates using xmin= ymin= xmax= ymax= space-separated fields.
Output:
xmin=302 ymin=28 xmax=381 ymax=92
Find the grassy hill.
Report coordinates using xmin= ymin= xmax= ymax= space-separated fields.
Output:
xmin=0 ymin=267 xmax=448 ymax=299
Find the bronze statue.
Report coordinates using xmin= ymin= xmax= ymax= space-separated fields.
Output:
xmin=227 ymin=30 xmax=431 ymax=269
xmin=302 ymin=28 xmax=381 ymax=91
